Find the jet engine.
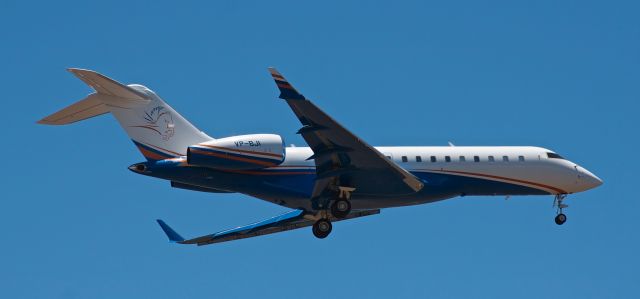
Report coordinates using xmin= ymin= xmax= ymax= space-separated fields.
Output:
xmin=187 ymin=134 xmax=285 ymax=170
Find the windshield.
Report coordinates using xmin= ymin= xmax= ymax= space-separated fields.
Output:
xmin=546 ymin=152 xmax=565 ymax=159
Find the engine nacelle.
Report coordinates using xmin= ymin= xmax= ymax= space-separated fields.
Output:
xmin=187 ymin=134 xmax=285 ymax=170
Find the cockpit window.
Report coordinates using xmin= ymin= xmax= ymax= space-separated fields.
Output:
xmin=547 ymin=152 xmax=565 ymax=159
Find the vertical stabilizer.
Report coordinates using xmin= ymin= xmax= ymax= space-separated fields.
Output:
xmin=38 ymin=69 xmax=213 ymax=160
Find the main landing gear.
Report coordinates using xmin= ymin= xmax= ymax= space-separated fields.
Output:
xmin=553 ymin=194 xmax=568 ymax=225
xmin=312 ymin=218 xmax=332 ymax=239
xmin=330 ymin=199 xmax=351 ymax=219
xmin=312 ymin=186 xmax=355 ymax=239
xmin=311 ymin=198 xmax=351 ymax=239
xmin=330 ymin=186 xmax=355 ymax=219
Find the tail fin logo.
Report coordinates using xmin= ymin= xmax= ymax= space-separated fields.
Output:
xmin=130 ymin=106 xmax=175 ymax=141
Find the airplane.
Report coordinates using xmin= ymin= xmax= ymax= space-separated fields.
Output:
xmin=38 ymin=68 xmax=603 ymax=246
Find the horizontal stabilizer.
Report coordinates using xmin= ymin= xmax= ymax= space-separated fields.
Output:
xmin=38 ymin=68 xmax=153 ymax=125
xmin=157 ymin=219 xmax=185 ymax=243
xmin=37 ymin=94 xmax=109 ymax=125
xmin=67 ymin=68 xmax=147 ymax=100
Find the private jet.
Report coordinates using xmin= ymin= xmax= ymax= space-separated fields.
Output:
xmin=38 ymin=68 xmax=602 ymax=245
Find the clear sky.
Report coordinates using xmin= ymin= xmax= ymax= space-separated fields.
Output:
xmin=1 ymin=0 xmax=638 ymax=298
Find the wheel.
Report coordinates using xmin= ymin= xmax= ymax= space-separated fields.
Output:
xmin=312 ymin=219 xmax=332 ymax=239
xmin=555 ymin=213 xmax=567 ymax=225
xmin=330 ymin=199 xmax=351 ymax=219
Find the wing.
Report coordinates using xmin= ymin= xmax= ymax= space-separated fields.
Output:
xmin=157 ymin=209 xmax=379 ymax=246
xmin=268 ymin=68 xmax=423 ymax=201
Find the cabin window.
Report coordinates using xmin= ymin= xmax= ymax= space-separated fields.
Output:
xmin=401 ymin=156 xmax=408 ymax=162
xmin=474 ymin=156 xmax=480 ymax=162
xmin=386 ymin=156 xmax=391 ymax=160
xmin=459 ymin=156 xmax=466 ymax=162
xmin=416 ymin=156 xmax=422 ymax=162
xmin=546 ymin=152 xmax=565 ymax=159
xmin=445 ymin=156 xmax=451 ymax=162
xmin=518 ymin=155 xmax=525 ymax=162
xmin=431 ymin=156 xmax=437 ymax=162
xmin=488 ymin=156 xmax=495 ymax=162
xmin=503 ymin=156 xmax=509 ymax=162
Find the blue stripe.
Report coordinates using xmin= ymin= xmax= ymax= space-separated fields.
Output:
xmin=412 ymin=171 xmax=550 ymax=195
xmin=142 ymin=160 xmax=551 ymax=205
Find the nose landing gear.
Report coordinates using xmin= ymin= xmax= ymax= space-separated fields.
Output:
xmin=553 ymin=194 xmax=568 ymax=225
xmin=555 ymin=213 xmax=567 ymax=225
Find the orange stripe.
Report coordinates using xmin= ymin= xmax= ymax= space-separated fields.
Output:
xmin=190 ymin=148 xmax=277 ymax=167
xmin=136 ymin=145 xmax=168 ymax=160
xmin=143 ymin=142 xmax=184 ymax=157
xmin=222 ymin=169 xmax=316 ymax=175
xmin=428 ymin=169 xmax=566 ymax=194
xmin=196 ymin=144 xmax=282 ymax=158
xmin=277 ymin=83 xmax=294 ymax=90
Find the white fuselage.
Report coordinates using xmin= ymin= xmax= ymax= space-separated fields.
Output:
xmin=281 ymin=146 xmax=602 ymax=195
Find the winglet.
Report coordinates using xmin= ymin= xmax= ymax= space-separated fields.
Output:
xmin=156 ymin=219 xmax=185 ymax=243
xmin=268 ymin=67 xmax=306 ymax=100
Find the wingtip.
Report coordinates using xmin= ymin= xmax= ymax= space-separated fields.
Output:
xmin=37 ymin=118 xmax=65 ymax=125
xmin=267 ymin=68 xmax=305 ymax=100
xmin=156 ymin=219 xmax=185 ymax=243
xmin=267 ymin=67 xmax=283 ymax=78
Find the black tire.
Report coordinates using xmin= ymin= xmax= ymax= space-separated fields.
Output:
xmin=312 ymin=219 xmax=332 ymax=239
xmin=555 ymin=213 xmax=567 ymax=225
xmin=331 ymin=199 xmax=351 ymax=219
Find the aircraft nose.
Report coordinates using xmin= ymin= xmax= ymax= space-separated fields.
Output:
xmin=576 ymin=166 xmax=603 ymax=191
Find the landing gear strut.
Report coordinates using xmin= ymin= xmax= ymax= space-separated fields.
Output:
xmin=312 ymin=186 xmax=354 ymax=238
xmin=312 ymin=218 xmax=332 ymax=239
xmin=553 ymin=194 xmax=568 ymax=225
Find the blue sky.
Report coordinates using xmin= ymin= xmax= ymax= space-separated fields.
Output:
xmin=1 ymin=0 xmax=638 ymax=298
